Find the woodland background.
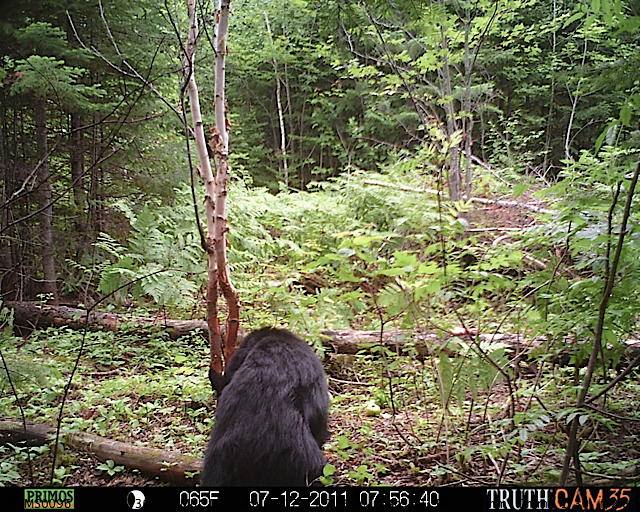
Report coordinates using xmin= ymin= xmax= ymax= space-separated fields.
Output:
xmin=1 ymin=0 xmax=640 ymax=488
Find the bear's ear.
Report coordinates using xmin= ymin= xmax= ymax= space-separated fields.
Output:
xmin=208 ymin=368 xmax=231 ymax=394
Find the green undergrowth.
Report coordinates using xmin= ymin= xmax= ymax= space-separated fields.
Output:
xmin=2 ymin=321 xmax=639 ymax=486
xmin=0 ymin=325 xmax=212 ymax=485
xmin=3 ymin=151 xmax=640 ymax=486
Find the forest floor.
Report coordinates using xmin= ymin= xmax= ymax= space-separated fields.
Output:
xmin=11 ymin=354 xmax=640 ymax=487
xmin=8 ymin=372 xmax=520 ymax=487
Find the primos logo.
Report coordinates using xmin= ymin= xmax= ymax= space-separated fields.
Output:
xmin=24 ymin=489 xmax=75 ymax=509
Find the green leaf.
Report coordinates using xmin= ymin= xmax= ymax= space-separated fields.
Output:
xmin=336 ymin=268 xmax=362 ymax=282
xmin=619 ymin=103 xmax=632 ymax=127
xmin=519 ymin=428 xmax=529 ymax=443
xmin=513 ymin=183 xmax=529 ymax=198
xmin=352 ymin=235 xmax=374 ymax=246
xmin=392 ymin=251 xmax=418 ymax=268
xmin=323 ymin=464 xmax=336 ymax=477
xmin=379 ymin=268 xmax=409 ymax=276
xmin=563 ymin=11 xmax=585 ymax=28
xmin=337 ymin=435 xmax=351 ymax=450
xmin=438 ymin=352 xmax=453 ymax=407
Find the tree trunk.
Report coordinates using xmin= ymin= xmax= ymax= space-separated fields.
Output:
xmin=462 ymin=12 xmax=474 ymax=201
xmin=183 ymin=0 xmax=239 ymax=374
xmin=69 ymin=112 xmax=87 ymax=237
xmin=14 ymin=301 xmax=640 ymax=368
xmin=264 ymin=10 xmax=288 ymax=187
xmin=439 ymin=28 xmax=462 ymax=201
xmin=6 ymin=301 xmax=209 ymax=340
xmin=542 ymin=0 xmax=558 ymax=174
xmin=212 ymin=0 xmax=240 ymax=365
xmin=5 ymin=301 xmax=564 ymax=360
xmin=89 ymin=105 xmax=105 ymax=235
xmin=35 ymin=96 xmax=58 ymax=303
xmin=0 ymin=90 xmax=16 ymax=300
xmin=184 ymin=0 xmax=223 ymax=373
xmin=564 ymin=37 xmax=588 ymax=161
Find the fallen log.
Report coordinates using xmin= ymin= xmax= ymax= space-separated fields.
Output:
xmin=321 ymin=329 xmax=539 ymax=358
xmin=15 ymin=302 xmax=638 ymax=361
xmin=363 ymin=179 xmax=553 ymax=214
xmin=6 ymin=301 xmax=208 ymax=340
xmin=0 ymin=419 xmax=202 ymax=486
xmin=5 ymin=301 xmax=536 ymax=356
xmin=5 ymin=302 xmax=541 ymax=356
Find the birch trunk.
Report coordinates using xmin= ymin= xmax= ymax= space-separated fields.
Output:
xmin=264 ymin=10 xmax=288 ymax=187
xmin=213 ymin=0 xmax=240 ymax=364
xmin=183 ymin=0 xmax=240 ymax=374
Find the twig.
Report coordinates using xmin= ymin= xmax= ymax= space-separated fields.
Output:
xmin=585 ymin=352 xmax=640 ymax=404
xmin=583 ymin=403 xmax=640 ymax=422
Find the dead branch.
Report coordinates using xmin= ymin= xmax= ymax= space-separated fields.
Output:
xmin=363 ymin=179 xmax=553 ymax=214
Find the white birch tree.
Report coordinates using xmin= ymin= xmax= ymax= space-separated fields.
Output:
xmin=183 ymin=0 xmax=239 ymax=375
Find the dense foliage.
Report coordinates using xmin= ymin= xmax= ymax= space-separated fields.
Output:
xmin=1 ymin=0 xmax=638 ymax=302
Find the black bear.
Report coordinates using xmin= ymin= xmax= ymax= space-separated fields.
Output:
xmin=201 ymin=328 xmax=329 ymax=486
